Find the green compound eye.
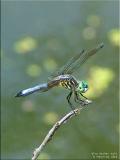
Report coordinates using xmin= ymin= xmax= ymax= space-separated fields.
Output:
xmin=76 ymin=81 xmax=88 ymax=93
xmin=82 ymin=81 xmax=88 ymax=88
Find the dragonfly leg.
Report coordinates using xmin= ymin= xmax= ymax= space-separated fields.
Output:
xmin=66 ymin=91 xmax=75 ymax=111
xmin=80 ymin=93 xmax=88 ymax=100
xmin=74 ymin=92 xmax=89 ymax=107
xmin=74 ymin=92 xmax=84 ymax=103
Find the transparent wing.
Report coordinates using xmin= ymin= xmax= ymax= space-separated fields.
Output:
xmin=66 ymin=43 xmax=104 ymax=74
xmin=50 ymin=49 xmax=85 ymax=78
xmin=50 ymin=43 xmax=104 ymax=78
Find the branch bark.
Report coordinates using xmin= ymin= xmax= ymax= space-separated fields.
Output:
xmin=32 ymin=108 xmax=82 ymax=160
xmin=32 ymin=99 xmax=92 ymax=160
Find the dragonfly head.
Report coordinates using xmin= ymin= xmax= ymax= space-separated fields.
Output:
xmin=76 ymin=81 xmax=88 ymax=93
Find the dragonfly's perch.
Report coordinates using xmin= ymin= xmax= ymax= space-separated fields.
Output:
xmin=32 ymin=100 xmax=91 ymax=160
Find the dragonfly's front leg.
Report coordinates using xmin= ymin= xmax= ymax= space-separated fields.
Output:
xmin=80 ymin=93 xmax=88 ymax=99
xmin=80 ymin=93 xmax=92 ymax=104
xmin=74 ymin=92 xmax=85 ymax=105
xmin=74 ymin=92 xmax=91 ymax=106
xmin=72 ymin=86 xmax=86 ymax=107
xmin=66 ymin=91 xmax=75 ymax=111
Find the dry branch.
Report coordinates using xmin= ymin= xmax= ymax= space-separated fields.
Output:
xmin=32 ymin=108 xmax=80 ymax=160
xmin=32 ymin=99 xmax=92 ymax=160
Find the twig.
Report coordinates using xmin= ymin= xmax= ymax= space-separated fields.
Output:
xmin=32 ymin=99 xmax=92 ymax=160
xmin=32 ymin=108 xmax=81 ymax=160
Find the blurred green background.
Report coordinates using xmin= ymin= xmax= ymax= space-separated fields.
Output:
xmin=1 ymin=1 xmax=119 ymax=160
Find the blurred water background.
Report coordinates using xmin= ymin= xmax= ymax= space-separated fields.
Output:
xmin=1 ymin=1 xmax=119 ymax=159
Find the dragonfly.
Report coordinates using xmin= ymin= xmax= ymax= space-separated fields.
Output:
xmin=16 ymin=43 xmax=104 ymax=110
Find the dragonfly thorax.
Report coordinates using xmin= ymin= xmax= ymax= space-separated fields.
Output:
xmin=76 ymin=80 xmax=88 ymax=93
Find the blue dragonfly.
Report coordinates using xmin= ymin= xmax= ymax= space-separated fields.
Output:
xmin=16 ymin=43 xmax=104 ymax=110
